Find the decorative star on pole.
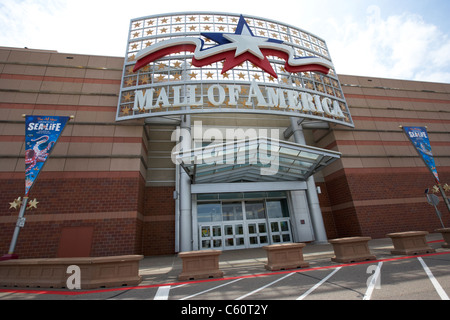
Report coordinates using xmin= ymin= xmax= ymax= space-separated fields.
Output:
xmin=9 ymin=197 xmax=22 ymax=210
xmin=444 ymin=183 xmax=450 ymax=193
xmin=27 ymin=198 xmax=39 ymax=210
xmin=8 ymin=197 xmax=39 ymax=210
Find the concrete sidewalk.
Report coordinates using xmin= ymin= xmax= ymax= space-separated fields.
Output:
xmin=138 ymin=233 xmax=445 ymax=286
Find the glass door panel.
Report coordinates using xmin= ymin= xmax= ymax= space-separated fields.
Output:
xmin=225 ymin=237 xmax=234 ymax=248
xmin=258 ymin=222 xmax=269 ymax=245
xmin=235 ymin=224 xmax=245 ymax=248
xmin=268 ymin=219 xmax=292 ymax=244
xmin=200 ymin=226 xmax=211 ymax=249
xmin=212 ymin=226 xmax=222 ymax=248
xmin=224 ymin=224 xmax=234 ymax=248
xmin=270 ymin=221 xmax=281 ymax=243
xmin=247 ymin=222 xmax=256 ymax=246
xmin=224 ymin=223 xmax=246 ymax=249
xmin=280 ymin=221 xmax=291 ymax=242
xmin=235 ymin=237 xmax=245 ymax=247
xmin=266 ymin=199 xmax=289 ymax=218
xmin=248 ymin=222 xmax=258 ymax=246
xmin=270 ymin=222 xmax=279 ymax=232
xmin=245 ymin=201 xmax=265 ymax=220
xmin=222 ymin=202 xmax=243 ymax=221
xmin=247 ymin=220 xmax=269 ymax=247
xmin=200 ymin=224 xmax=223 ymax=250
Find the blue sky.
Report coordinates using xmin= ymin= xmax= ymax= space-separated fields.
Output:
xmin=1 ymin=0 xmax=450 ymax=83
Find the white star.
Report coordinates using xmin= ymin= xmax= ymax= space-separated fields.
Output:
xmin=223 ymin=23 xmax=269 ymax=59
xmin=9 ymin=197 xmax=22 ymax=210
xmin=27 ymin=198 xmax=39 ymax=210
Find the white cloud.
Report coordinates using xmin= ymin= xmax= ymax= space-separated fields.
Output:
xmin=0 ymin=0 xmax=66 ymax=49
xmin=325 ymin=5 xmax=450 ymax=83
xmin=0 ymin=0 xmax=132 ymax=55
xmin=1 ymin=1 xmax=449 ymax=83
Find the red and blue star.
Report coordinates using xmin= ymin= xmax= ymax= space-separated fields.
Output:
xmin=133 ymin=15 xmax=331 ymax=78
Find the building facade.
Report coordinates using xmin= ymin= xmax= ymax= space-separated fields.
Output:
xmin=1 ymin=12 xmax=449 ymax=258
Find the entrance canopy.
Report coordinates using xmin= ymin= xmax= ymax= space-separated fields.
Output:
xmin=175 ymin=137 xmax=341 ymax=184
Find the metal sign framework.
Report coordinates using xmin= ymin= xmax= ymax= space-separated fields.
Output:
xmin=116 ymin=12 xmax=354 ymax=127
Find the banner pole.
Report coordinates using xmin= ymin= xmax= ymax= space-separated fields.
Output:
xmin=1 ymin=197 xmax=28 ymax=260
xmin=1 ymin=114 xmax=74 ymax=261
xmin=438 ymin=183 xmax=450 ymax=214
xmin=401 ymin=125 xmax=449 ymax=217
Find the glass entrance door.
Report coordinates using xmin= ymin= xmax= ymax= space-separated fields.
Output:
xmin=197 ymin=197 xmax=293 ymax=250
xmin=246 ymin=220 xmax=269 ymax=247
xmin=199 ymin=224 xmax=223 ymax=250
xmin=245 ymin=201 xmax=269 ymax=248
xmin=266 ymin=199 xmax=292 ymax=244
xmin=222 ymin=202 xmax=246 ymax=249
xmin=269 ymin=219 xmax=292 ymax=244
xmin=224 ymin=223 xmax=246 ymax=250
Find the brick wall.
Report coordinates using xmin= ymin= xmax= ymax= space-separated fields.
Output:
xmin=316 ymin=75 xmax=450 ymax=240
xmin=319 ymin=168 xmax=450 ymax=239
xmin=142 ymin=186 xmax=176 ymax=255
xmin=0 ymin=172 xmax=145 ymax=258
xmin=0 ymin=47 xmax=149 ymax=258
xmin=1 ymin=47 xmax=449 ymax=256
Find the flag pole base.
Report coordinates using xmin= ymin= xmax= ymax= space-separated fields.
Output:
xmin=0 ymin=253 xmax=18 ymax=261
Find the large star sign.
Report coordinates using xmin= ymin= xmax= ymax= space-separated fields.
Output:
xmin=200 ymin=15 xmax=284 ymax=77
xmin=133 ymin=15 xmax=332 ymax=77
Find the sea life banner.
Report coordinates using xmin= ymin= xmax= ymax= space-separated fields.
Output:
xmin=25 ymin=115 xmax=70 ymax=196
xmin=403 ymin=126 xmax=440 ymax=183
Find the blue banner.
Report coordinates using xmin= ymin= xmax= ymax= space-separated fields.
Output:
xmin=25 ymin=115 xmax=70 ymax=196
xmin=403 ymin=126 xmax=440 ymax=183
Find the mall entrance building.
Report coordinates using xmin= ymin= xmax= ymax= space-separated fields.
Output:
xmin=175 ymin=135 xmax=341 ymax=251
xmin=117 ymin=12 xmax=353 ymax=253
xmin=1 ymin=12 xmax=449 ymax=258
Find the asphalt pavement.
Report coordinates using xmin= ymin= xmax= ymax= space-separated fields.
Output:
xmin=138 ymin=233 xmax=443 ymax=286
xmin=1 ymin=233 xmax=449 ymax=302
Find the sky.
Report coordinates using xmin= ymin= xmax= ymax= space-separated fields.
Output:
xmin=1 ymin=0 xmax=450 ymax=83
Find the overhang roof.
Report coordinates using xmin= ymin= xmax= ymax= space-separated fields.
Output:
xmin=174 ymin=137 xmax=341 ymax=184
